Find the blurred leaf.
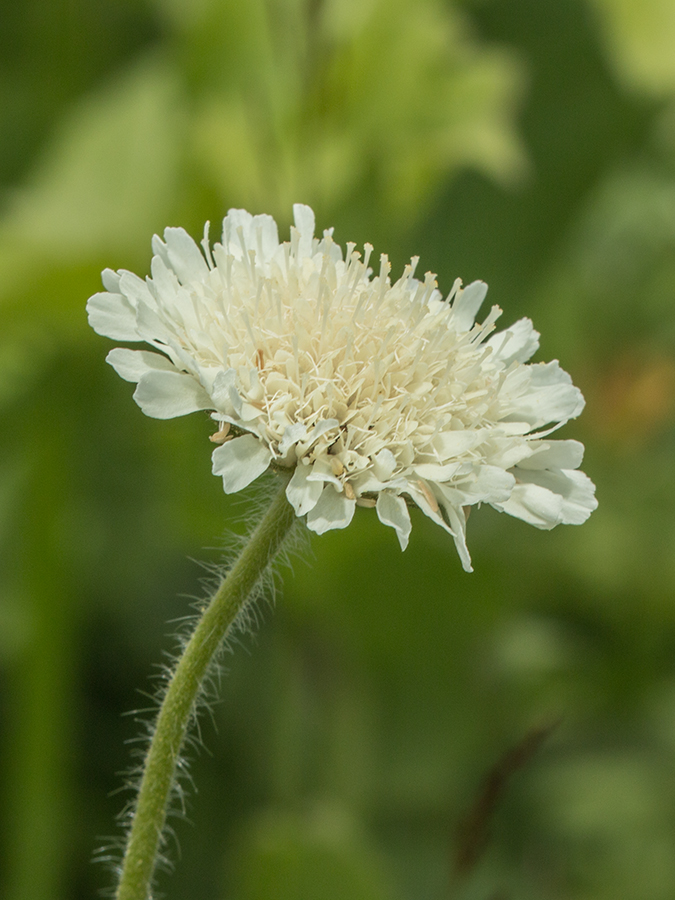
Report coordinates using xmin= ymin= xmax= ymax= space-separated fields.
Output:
xmin=590 ymin=0 xmax=675 ymax=96
xmin=537 ymin=751 xmax=675 ymax=899
xmin=231 ymin=803 xmax=397 ymax=900
xmin=0 ymin=459 xmax=31 ymax=663
xmin=0 ymin=55 xmax=184 ymax=299
xmin=534 ymin=164 xmax=675 ymax=363
xmin=186 ymin=0 xmax=527 ymax=224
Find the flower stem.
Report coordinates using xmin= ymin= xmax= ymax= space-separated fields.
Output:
xmin=115 ymin=474 xmax=295 ymax=900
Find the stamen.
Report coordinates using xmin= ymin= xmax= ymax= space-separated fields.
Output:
xmin=446 ymin=277 xmax=462 ymax=304
xmin=201 ymin=221 xmax=215 ymax=269
xmin=248 ymin=249 xmax=258 ymax=289
xmin=209 ymin=422 xmax=231 ymax=443
xmin=417 ymin=480 xmax=439 ymax=512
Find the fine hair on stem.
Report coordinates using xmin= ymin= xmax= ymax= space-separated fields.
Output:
xmin=94 ymin=473 xmax=299 ymax=899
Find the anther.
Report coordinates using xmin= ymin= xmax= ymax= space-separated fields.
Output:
xmin=209 ymin=422 xmax=232 ymax=443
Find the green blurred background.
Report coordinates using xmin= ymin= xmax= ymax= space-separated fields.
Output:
xmin=2 ymin=0 xmax=675 ymax=898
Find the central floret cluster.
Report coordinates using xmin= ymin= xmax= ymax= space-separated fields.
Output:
xmin=87 ymin=204 xmax=596 ymax=571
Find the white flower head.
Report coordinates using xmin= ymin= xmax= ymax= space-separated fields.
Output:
xmin=87 ymin=204 xmax=597 ymax=571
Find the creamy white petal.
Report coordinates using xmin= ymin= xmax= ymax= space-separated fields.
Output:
xmin=118 ymin=270 xmax=156 ymax=307
xmin=306 ymin=485 xmax=356 ymax=534
xmin=307 ymin=458 xmax=343 ymax=490
xmin=134 ymin=300 xmax=174 ymax=346
xmin=349 ymin=470 xmax=388 ymax=495
xmin=195 ymin=363 xmax=223 ymax=395
xmin=413 ymin=461 xmax=462 ymax=482
xmin=211 ymin=369 xmax=242 ymax=417
xmin=512 ymin=467 xmax=597 ymax=525
xmin=405 ymin=481 xmax=454 ymax=535
xmin=150 ymin=254 xmax=181 ymax=303
xmin=376 ymin=492 xmax=412 ymax=550
xmin=502 ymin=361 xmax=585 ymax=428
xmin=495 ymin=421 xmax=533 ymax=436
xmin=222 ymin=208 xmax=254 ymax=257
xmin=558 ymin=470 xmax=598 ymax=524
xmin=101 ymin=268 xmax=121 ymax=293
xmin=151 ymin=233 xmax=170 ymax=267
xmin=451 ymin=281 xmax=488 ymax=331
xmin=286 ymin=462 xmax=323 ymax=515
xmin=433 ymin=430 xmax=485 ymax=457
xmin=211 ymin=434 xmax=272 ymax=493
xmin=493 ymin=482 xmax=563 ymax=529
xmin=164 ymin=227 xmax=210 ymax=284
xmin=487 ymin=317 xmax=540 ymax=365
xmin=304 ymin=418 xmax=340 ymax=446
xmin=106 ymin=348 xmax=175 ymax=383
xmin=238 ymin=399 xmax=265 ymax=423
xmin=279 ymin=422 xmax=308 ymax=454
xmin=443 ymin=503 xmax=473 ymax=573
xmin=484 ymin=437 xmax=535 ymax=470
xmin=293 ymin=203 xmax=316 ymax=259
xmin=87 ymin=292 xmax=139 ymax=341
xmin=372 ymin=448 xmax=397 ymax=481
xmin=133 ymin=370 xmax=213 ymax=419
xmin=450 ymin=465 xmax=515 ymax=505
xmin=250 ymin=213 xmax=280 ymax=263
xmin=517 ymin=439 xmax=585 ymax=471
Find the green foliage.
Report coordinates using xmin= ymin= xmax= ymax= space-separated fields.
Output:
xmin=590 ymin=0 xmax=675 ymax=96
xmin=166 ymin=0 xmax=526 ymax=226
xmin=231 ymin=804 xmax=396 ymax=900
xmin=1 ymin=1 xmax=675 ymax=899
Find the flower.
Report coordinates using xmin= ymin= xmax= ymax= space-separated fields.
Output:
xmin=87 ymin=204 xmax=597 ymax=571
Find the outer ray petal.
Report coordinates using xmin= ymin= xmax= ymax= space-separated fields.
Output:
xmin=222 ymin=208 xmax=254 ymax=257
xmin=517 ymin=439 xmax=585 ymax=471
xmin=376 ymin=492 xmax=412 ymax=550
xmin=211 ymin=435 xmax=272 ymax=493
xmin=502 ymin=361 xmax=586 ymax=428
xmin=118 ymin=270 xmax=156 ymax=307
xmin=508 ymin=467 xmax=598 ymax=525
xmin=106 ymin=348 xmax=175 ymax=382
xmin=306 ymin=485 xmax=356 ymax=534
xmin=452 ymin=465 xmax=515 ymax=506
xmin=133 ymin=370 xmax=213 ymax=419
xmin=405 ymin=481 xmax=454 ymax=536
xmin=443 ymin=503 xmax=473 ymax=573
xmin=248 ymin=213 xmax=280 ymax=263
xmin=101 ymin=268 xmax=121 ymax=292
xmin=451 ymin=281 xmax=488 ymax=331
xmin=87 ymin=292 xmax=139 ymax=341
xmin=487 ymin=317 xmax=540 ymax=365
xmin=279 ymin=423 xmax=308 ymax=455
xmin=492 ymin=482 xmax=563 ymax=529
xmin=163 ymin=227 xmax=210 ymax=284
xmin=286 ymin=463 xmax=323 ymax=516
xmin=293 ymin=203 xmax=316 ymax=259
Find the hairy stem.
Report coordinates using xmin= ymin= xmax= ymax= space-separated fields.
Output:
xmin=115 ymin=474 xmax=295 ymax=900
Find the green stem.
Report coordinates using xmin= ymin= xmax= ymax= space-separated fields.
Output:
xmin=115 ymin=474 xmax=295 ymax=900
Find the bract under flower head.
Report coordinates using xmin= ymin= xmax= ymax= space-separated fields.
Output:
xmin=87 ymin=204 xmax=597 ymax=571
